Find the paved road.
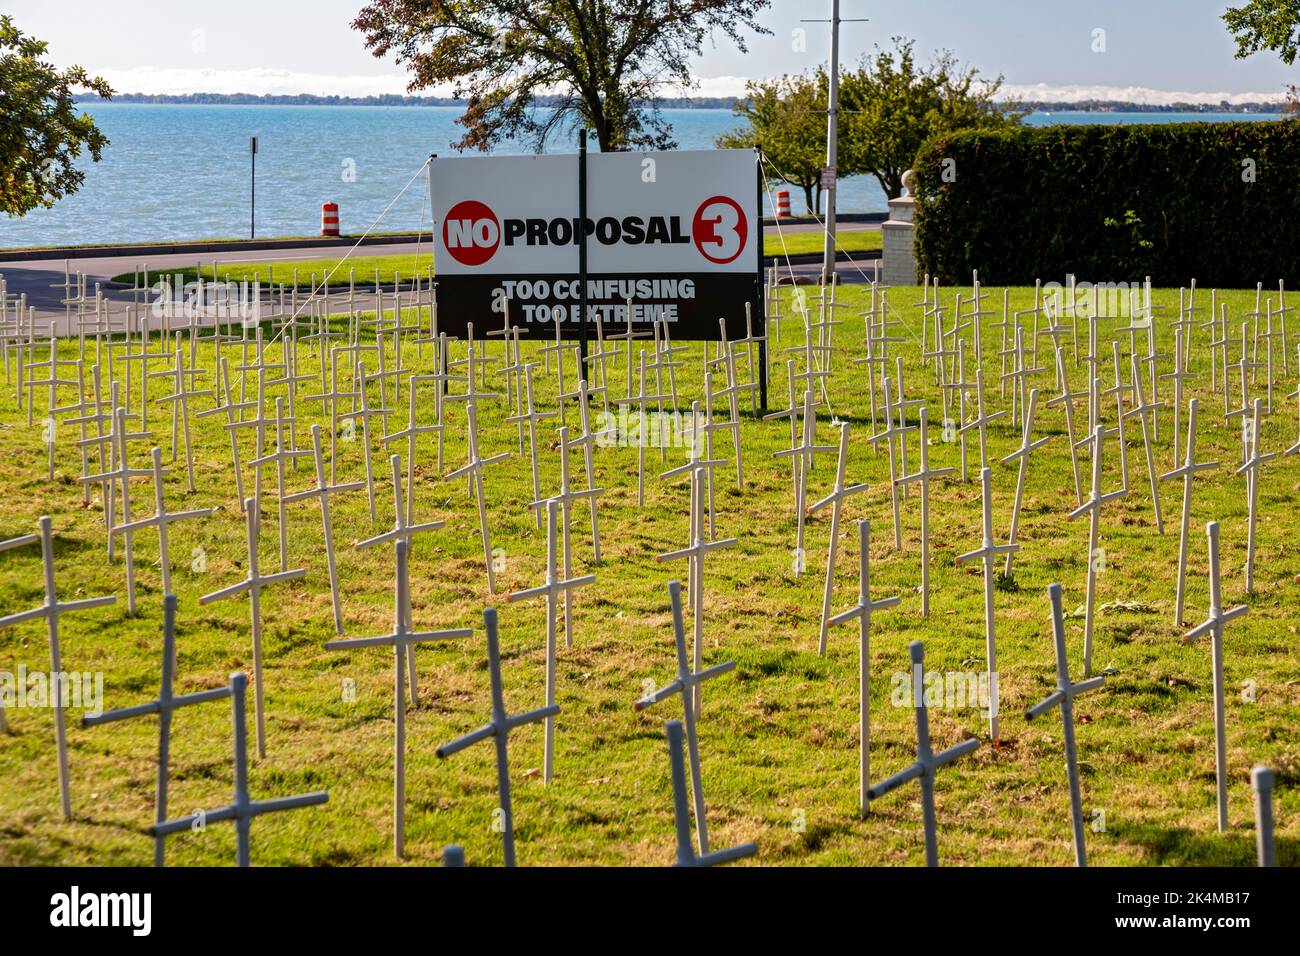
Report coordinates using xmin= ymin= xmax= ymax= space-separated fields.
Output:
xmin=1 ymin=222 xmax=881 ymax=332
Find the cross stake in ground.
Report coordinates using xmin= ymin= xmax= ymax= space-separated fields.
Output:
xmin=324 ymin=539 xmax=470 ymax=858
xmin=1025 ymin=583 xmax=1106 ymax=866
xmin=199 ymin=497 xmax=306 ymax=757
xmin=114 ymin=446 xmax=213 ymax=597
xmin=809 ymin=422 xmax=869 ymax=655
xmin=1160 ymin=399 xmax=1220 ymax=625
xmin=1184 ymin=520 xmax=1248 ymax=833
xmin=149 ymin=671 xmax=329 ymax=866
xmin=896 ymin=406 xmax=956 ymax=617
xmin=1067 ymin=425 xmax=1127 ymax=677
xmin=956 ymin=466 xmax=1020 ymax=742
xmin=1251 ymin=766 xmax=1276 ymax=867
xmin=663 ymin=719 xmax=757 ymax=867
xmin=508 ymin=498 xmax=595 ymax=783
xmin=827 ymin=519 xmax=900 ymax=817
xmin=867 ymin=640 xmax=981 ymax=867
xmin=0 ymin=519 xmax=115 ymax=818
xmin=635 ymin=579 xmax=736 ymax=854
xmin=436 ymin=607 xmax=558 ymax=867
xmin=1236 ymin=398 xmax=1275 ymax=595
xmin=82 ymin=594 xmax=233 ymax=865
xmin=284 ymin=423 xmax=364 ymax=634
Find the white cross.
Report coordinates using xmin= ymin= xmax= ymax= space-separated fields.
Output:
xmin=193 ymin=357 xmax=251 ymax=511
xmin=867 ymin=640 xmax=981 ymax=866
xmin=774 ymin=389 xmax=836 ymax=571
xmin=149 ymin=671 xmax=329 ymax=865
xmin=152 ymin=346 xmax=211 ymax=492
xmin=443 ymin=399 xmax=508 ymax=595
xmin=956 ymin=466 xmax=1020 ymax=741
xmin=558 ymin=379 xmax=608 ymax=563
xmin=1235 ymin=398 xmax=1275 ymax=595
xmin=1067 ymin=425 xmax=1127 ymax=676
xmin=1025 ymin=583 xmax=1106 ymax=866
xmin=284 ymin=423 xmax=365 ymax=634
xmin=895 ymin=406 xmax=956 ymax=617
xmin=827 ymin=519 xmax=899 ymax=816
xmin=613 ymin=349 xmax=672 ymax=506
xmin=199 ymin=497 xmax=306 ymax=757
xmin=114 ymin=446 xmax=212 ymax=597
xmin=324 ymin=538 xmax=469 ymax=857
xmin=809 ymin=422 xmax=869 ymax=654
xmin=635 ymin=579 xmax=736 ymax=854
xmin=436 ymin=607 xmax=558 ymax=867
xmin=1185 ymin=521 xmax=1248 ymax=832
xmin=80 ymin=404 xmax=153 ymax=614
xmin=1159 ymin=399 xmax=1220 ymax=625
xmin=663 ymin=719 xmax=756 ymax=867
xmin=508 ymin=498 xmax=595 ymax=782
xmin=0 ymin=517 xmax=116 ymax=821
xmin=1001 ymin=387 xmax=1051 ymax=578
xmin=657 ymin=467 xmax=737 ymax=717
xmin=1123 ymin=353 xmax=1164 ymax=533
xmin=82 ymin=594 xmax=233 ymax=865
xmin=338 ymin=361 xmax=392 ymax=521
xmin=1046 ymin=346 xmax=1086 ymax=503
xmin=504 ymin=362 xmax=557 ymax=525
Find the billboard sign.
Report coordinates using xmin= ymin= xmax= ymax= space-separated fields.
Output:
xmin=431 ymin=149 xmax=760 ymax=341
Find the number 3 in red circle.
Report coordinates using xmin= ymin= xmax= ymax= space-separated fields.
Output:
xmin=692 ymin=196 xmax=748 ymax=265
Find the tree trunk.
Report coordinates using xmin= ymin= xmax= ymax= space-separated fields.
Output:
xmin=803 ymin=184 xmax=815 ymax=215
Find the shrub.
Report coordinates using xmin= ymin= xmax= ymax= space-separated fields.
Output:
xmin=911 ymin=121 xmax=1300 ymax=288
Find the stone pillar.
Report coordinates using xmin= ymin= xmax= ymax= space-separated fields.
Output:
xmin=882 ymin=169 xmax=918 ymax=287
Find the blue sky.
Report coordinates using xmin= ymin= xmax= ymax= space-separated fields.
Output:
xmin=8 ymin=0 xmax=1297 ymax=102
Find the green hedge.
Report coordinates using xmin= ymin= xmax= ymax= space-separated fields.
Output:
xmin=912 ymin=122 xmax=1300 ymax=289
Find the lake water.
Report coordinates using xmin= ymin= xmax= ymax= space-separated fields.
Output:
xmin=0 ymin=104 xmax=1282 ymax=249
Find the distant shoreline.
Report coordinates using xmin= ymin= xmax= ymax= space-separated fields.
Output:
xmin=72 ymin=92 xmax=1290 ymax=114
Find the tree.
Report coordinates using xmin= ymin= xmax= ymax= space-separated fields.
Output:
xmin=717 ymin=71 xmax=828 ymax=214
xmin=839 ymin=39 xmax=1025 ymax=200
xmin=0 ymin=16 xmax=112 ymax=218
xmin=353 ymin=0 xmax=771 ymax=153
xmin=1224 ymin=0 xmax=1300 ymax=64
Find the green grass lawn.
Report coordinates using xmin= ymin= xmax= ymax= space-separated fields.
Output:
xmin=108 ymin=230 xmax=882 ymax=287
xmin=0 ymin=284 xmax=1296 ymax=867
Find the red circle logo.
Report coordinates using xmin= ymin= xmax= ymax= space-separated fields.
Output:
xmin=443 ymin=200 xmax=501 ymax=266
xmin=692 ymin=196 xmax=748 ymax=265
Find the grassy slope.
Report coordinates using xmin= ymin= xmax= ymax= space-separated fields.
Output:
xmin=0 ymin=285 xmax=1296 ymax=868
xmin=107 ymin=231 xmax=883 ymax=286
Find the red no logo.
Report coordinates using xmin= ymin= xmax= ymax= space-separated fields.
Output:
xmin=443 ymin=200 xmax=501 ymax=266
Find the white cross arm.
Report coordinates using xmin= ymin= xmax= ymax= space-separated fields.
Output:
xmin=867 ymin=761 xmax=925 ymax=800
xmin=83 ymin=686 xmax=232 ymax=727
xmin=1235 ymin=453 xmax=1278 ymax=478
xmin=933 ymin=737 xmax=982 ymax=768
xmin=508 ymin=574 xmax=597 ymax=602
xmin=1160 ymin=460 xmax=1220 ymax=482
xmin=1185 ymin=605 xmax=1248 ymax=641
xmin=284 ymin=482 xmax=365 ymax=504
xmin=774 ymin=444 xmax=837 ymax=461
xmin=444 ymin=453 xmax=510 ymax=481
xmin=657 ymin=538 xmax=739 ymax=562
xmin=199 ymin=569 xmax=307 ymax=604
xmin=1000 ymin=436 xmax=1051 ymax=465
xmin=634 ymin=661 xmax=736 ymax=710
xmin=0 ymin=595 xmax=116 ymax=629
xmin=897 ymin=466 xmax=956 ymax=487
xmin=809 ymin=482 xmax=870 ymax=514
xmin=662 ymin=458 xmax=727 ymax=480
xmin=324 ymin=627 xmax=473 ymax=651
xmin=115 ymin=507 xmax=213 ymax=534
xmin=957 ymin=541 xmax=1020 ymax=564
xmin=0 ymin=533 xmax=39 ymax=553
xmin=356 ymin=521 xmax=446 ymax=550
xmin=828 ymin=594 xmax=900 ymax=629
xmin=437 ymin=704 xmax=561 ymax=758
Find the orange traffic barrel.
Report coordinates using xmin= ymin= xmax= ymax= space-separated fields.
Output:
xmin=321 ymin=202 xmax=340 ymax=237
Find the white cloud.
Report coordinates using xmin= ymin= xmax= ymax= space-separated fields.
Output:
xmin=81 ymin=67 xmax=1285 ymax=106
xmin=85 ymin=66 xmax=425 ymax=98
xmin=1001 ymin=82 xmax=1284 ymax=106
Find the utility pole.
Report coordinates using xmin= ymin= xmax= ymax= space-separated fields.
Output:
xmin=802 ymin=3 xmax=868 ymax=286
xmin=822 ymin=0 xmax=840 ymax=287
